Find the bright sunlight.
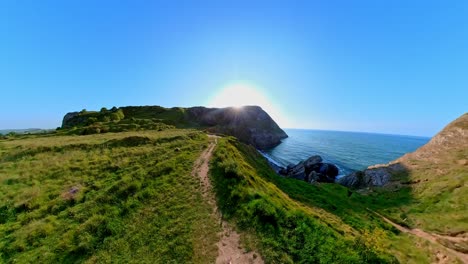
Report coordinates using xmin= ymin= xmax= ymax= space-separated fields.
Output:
xmin=209 ymin=81 xmax=268 ymax=108
xmin=208 ymin=81 xmax=289 ymax=127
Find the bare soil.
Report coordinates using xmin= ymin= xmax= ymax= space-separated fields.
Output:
xmin=192 ymin=135 xmax=264 ymax=264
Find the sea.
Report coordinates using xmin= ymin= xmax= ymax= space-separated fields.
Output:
xmin=262 ymin=129 xmax=430 ymax=178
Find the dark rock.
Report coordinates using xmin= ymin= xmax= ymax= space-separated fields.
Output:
xmin=320 ymin=163 xmax=339 ymax=178
xmin=62 ymin=112 xmax=80 ymax=127
xmin=187 ymin=106 xmax=288 ymax=149
xmin=283 ymin=155 xmax=340 ymax=183
xmin=278 ymin=167 xmax=288 ymax=176
xmin=285 ymin=161 xmax=306 ymax=180
xmin=337 ymin=171 xmax=366 ymax=188
xmin=306 ymin=171 xmax=318 ymax=183
xmin=304 ymin=155 xmax=322 ymax=168
xmin=337 ymin=163 xmax=405 ymax=188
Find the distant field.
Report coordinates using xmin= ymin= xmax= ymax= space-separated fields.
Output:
xmin=0 ymin=129 xmax=53 ymax=135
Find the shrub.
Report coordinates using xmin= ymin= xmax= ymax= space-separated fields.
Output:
xmin=110 ymin=113 xmax=121 ymax=121
xmin=87 ymin=117 xmax=98 ymax=125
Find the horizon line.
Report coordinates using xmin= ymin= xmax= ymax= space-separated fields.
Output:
xmin=281 ymin=127 xmax=432 ymax=139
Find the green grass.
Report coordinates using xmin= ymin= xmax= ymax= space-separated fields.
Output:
xmin=0 ymin=129 xmax=219 ymax=263
xmin=209 ymin=137 xmax=458 ymax=263
xmin=1 ymin=127 xmax=464 ymax=263
xmin=357 ymin=149 xmax=468 ymax=235
xmin=210 ymin=137 xmax=399 ymax=263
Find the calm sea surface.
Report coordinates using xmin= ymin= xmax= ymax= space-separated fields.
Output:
xmin=263 ymin=129 xmax=430 ymax=177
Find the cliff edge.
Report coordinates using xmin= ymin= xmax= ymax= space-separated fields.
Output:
xmin=186 ymin=106 xmax=287 ymax=149
xmin=62 ymin=105 xmax=288 ymax=149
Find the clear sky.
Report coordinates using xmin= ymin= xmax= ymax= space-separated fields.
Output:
xmin=1 ymin=1 xmax=467 ymax=137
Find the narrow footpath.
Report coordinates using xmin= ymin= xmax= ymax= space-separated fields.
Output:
xmin=368 ymin=209 xmax=468 ymax=264
xmin=192 ymin=135 xmax=264 ymax=264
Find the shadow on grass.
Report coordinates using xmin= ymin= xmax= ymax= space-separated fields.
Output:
xmin=238 ymin=141 xmax=416 ymax=232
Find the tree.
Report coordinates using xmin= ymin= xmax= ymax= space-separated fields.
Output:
xmin=100 ymin=107 xmax=108 ymax=113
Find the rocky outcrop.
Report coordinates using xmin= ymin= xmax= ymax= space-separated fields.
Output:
xmin=278 ymin=155 xmax=339 ymax=183
xmin=186 ymin=106 xmax=288 ymax=149
xmin=337 ymin=163 xmax=405 ymax=188
xmin=338 ymin=113 xmax=468 ymax=189
xmin=62 ymin=112 xmax=80 ymax=127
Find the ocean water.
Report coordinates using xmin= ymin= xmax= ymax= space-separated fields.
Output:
xmin=263 ymin=129 xmax=430 ymax=177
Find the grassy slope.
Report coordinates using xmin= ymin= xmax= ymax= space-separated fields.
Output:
xmin=210 ymin=138 xmax=391 ymax=263
xmin=1 ymin=122 xmax=464 ymax=263
xmin=0 ymin=130 xmax=219 ymax=263
xmin=355 ymin=114 xmax=468 ymax=235
xmin=360 ymin=154 xmax=467 ymax=234
xmin=210 ymin=137 xmax=461 ymax=263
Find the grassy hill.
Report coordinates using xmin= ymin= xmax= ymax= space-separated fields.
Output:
xmin=357 ymin=114 xmax=468 ymax=256
xmin=1 ymin=112 xmax=465 ymax=263
xmin=60 ymin=105 xmax=288 ymax=149
xmin=0 ymin=129 xmax=220 ymax=263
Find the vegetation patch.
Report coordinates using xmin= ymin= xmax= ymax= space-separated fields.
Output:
xmin=0 ymin=130 xmax=219 ymax=263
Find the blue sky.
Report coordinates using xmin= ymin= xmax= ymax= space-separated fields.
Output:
xmin=1 ymin=0 xmax=467 ymax=137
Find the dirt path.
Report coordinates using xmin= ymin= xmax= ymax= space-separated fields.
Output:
xmin=192 ymin=135 xmax=264 ymax=264
xmin=368 ymin=209 xmax=468 ymax=263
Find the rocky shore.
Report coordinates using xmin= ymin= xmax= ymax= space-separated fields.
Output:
xmin=267 ymin=155 xmax=340 ymax=184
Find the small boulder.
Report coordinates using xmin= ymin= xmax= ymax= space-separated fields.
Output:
xmin=288 ymin=163 xmax=306 ymax=180
xmin=319 ymin=163 xmax=339 ymax=178
xmin=306 ymin=171 xmax=319 ymax=183
xmin=284 ymin=155 xmax=340 ymax=183
xmin=304 ymin=155 xmax=322 ymax=168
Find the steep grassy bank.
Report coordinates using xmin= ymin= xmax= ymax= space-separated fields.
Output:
xmin=339 ymin=114 xmax=468 ymax=256
xmin=0 ymin=130 xmax=219 ymax=263
xmin=210 ymin=137 xmax=398 ymax=263
xmin=210 ymin=137 xmax=463 ymax=263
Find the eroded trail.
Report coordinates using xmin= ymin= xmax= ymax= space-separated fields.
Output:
xmin=192 ymin=135 xmax=264 ymax=264
xmin=368 ymin=209 xmax=468 ymax=263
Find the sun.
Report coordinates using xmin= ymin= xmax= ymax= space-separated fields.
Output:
xmin=209 ymin=81 xmax=270 ymax=108
xmin=208 ymin=81 xmax=288 ymax=127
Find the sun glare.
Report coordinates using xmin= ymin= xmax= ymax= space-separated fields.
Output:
xmin=208 ymin=81 xmax=289 ymax=127
xmin=209 ymin=82 xmax=268 ymax=108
